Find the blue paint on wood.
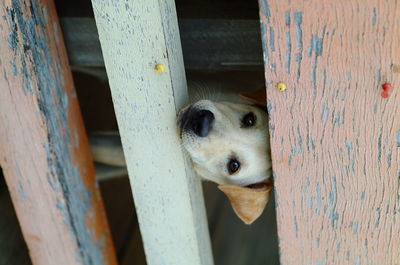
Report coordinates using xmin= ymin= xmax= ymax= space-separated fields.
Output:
xmin=387 ymin=150 xmax=392 ymax=168
xmin=297 ymin=127 xmax=303 ymax=153
xmin=294 ymin=12 xmax=303 ymax=48
xmin=331 ymin=177 xmax=337 ymax=202
xmin=259 ymin=0 xmax=271 ymax=23
xmin=309 ymin=33 xmax=324 ymax=94
xmin=373 ymin=104 xmax=378 ymax=114
xmin=260 ymin=22 xmax=269 ymax=62
xmin=285 ymin=31 xmax=291 ymax=73
xmin=375 ymin=208 xmax=381 ymax=227
xmin=316 ymin=182 xmax=321 ymax=214
xmin=310 ymin=35 xmax=324 ymax=57
xmin=378 ymin=133 xmax=382 ymax=162
xmin=377 ymin=68 xmax=382 ymax=83
xmin=345 ymin=141 xmax=353 ymax=150
xmin=285 ymin=11 xmax=290 ymax=26
xmin=396 ymin=130 xmax=400 ymax=147
xmin=360 ymin=191 xmax=365 ymax=200
xmin=293 ymin=216 xmax=298 ymax=237
xmin=316 ymin=260 xmax=324 ymax=265
xmin=307 ymin=195 xmax=313 ymax=209
xmin=347 ymin=72 xmax=352 ymax=81
xmin=18 ymin=183 xmax=26 ymax=199
xmin=5 ymin=1 xmax=108 ymax=264
xmin=269 ymin=27 xmax=275 ymax=51
xmin=329 ymin=209 xmax=339 ymax=227
xmin=311 ymin=139 xmax=316 ymax=150
xmin=321 ymin=103 xmax=329 ymax=122
xmin=353 ymin=221 xmax=359 ymax=234
xmin=9 ymin=59 xmax=17 ymax=75
xmin=372 ymin=7 xmax=377 ymax=26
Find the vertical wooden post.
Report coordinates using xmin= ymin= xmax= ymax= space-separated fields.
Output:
xmin=259 ymin=0 xmax=400 ymax=264
xmin=90 ymin=1 xmax=214 ymax=265
xmin=0 ymin=1 xmax=118 ymax=265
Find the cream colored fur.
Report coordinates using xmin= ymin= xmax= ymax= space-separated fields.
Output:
xmin=179 ymin=81 xmax=272 ymax=186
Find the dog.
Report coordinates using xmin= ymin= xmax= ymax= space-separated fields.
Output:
xmin=177 ymin=81 xmax=272 ymax=187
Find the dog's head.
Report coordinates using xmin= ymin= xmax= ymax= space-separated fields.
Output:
xmin=178 ymin=100 xmax=271 ymax=186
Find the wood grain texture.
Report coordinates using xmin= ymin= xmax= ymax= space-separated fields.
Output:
xmin=90 ymin=0 xmax=213 ymax=265
xmin=0 ymin=1 xmax=117 ymax=264
xmin=259 ymin=1 xmax=400 ymax=264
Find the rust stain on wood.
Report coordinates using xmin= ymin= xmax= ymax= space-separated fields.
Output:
xmin=259 ymin=0 xmax=400 ymax=264
xmin=0 ymin=1 xmax=117 ymax=264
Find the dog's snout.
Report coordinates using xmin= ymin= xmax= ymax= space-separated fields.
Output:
xmin=191 ymin=110 xmax=214 ymax=137
xmin=181 ymin=108 xmax=214 ymax=137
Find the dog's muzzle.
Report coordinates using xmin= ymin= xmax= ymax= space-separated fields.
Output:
xmin=178 ymin=107 xmax=215 ymax=137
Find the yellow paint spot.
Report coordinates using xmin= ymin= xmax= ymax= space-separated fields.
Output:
xmin=155 ymin=64 xmax=165 ymax=74
xmin=276 ymin=82 xmax=286 ymax=91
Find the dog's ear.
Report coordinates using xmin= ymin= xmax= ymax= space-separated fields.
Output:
xmin=239 ymin=87 xmax=267 ymax=106
xmin=218 ymin=179 xmax=272 ymax=224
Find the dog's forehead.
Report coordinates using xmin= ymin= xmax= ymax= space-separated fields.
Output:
xmin=214 ymin=101 xmax=254 ymax=113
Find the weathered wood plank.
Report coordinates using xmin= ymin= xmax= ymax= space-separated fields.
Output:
xmin=0 ymin=1 xmax=117 ymax=264
xmin=90 ymin=1 xmax=213 ymax=265
xmin=60 ymin=18 xmax=263 ymax=70
xmin=259 ymin=1 xmax=400 ymax=264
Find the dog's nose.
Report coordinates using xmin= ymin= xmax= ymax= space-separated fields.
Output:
xmin=186 ymin=109 xmax=215 ymax=137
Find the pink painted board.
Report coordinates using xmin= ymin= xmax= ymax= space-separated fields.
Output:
xmin=259 ymin=1 xmax=400 ymax=264
xmin=0 ymin=1 xmax=118 ymax=264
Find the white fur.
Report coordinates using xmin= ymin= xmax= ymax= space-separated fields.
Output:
xmin=179 ymin=95 xmax=271 ymax=186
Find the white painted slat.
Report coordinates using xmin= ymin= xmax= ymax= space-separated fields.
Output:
xmin=90 ymin=1 xmax=214 ymax=265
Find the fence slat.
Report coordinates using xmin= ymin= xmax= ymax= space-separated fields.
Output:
xmin=259 ymin=0 xmax=400 ymax=264
xmin=90 ymin=1 xmax=214 ymax=265
xmin=0 ymin=1 xmax=117 ymax=264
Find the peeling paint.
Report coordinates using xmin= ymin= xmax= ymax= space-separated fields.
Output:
xmin=321 ymin=103 xmax=329 ymax=122
xmin=329 ymin=209 xmax=339 ymax=227
xmin=309 ymin=34 xmax=324 ymax=94
xmin=285 ymin=11 xmax=290 ymax=26
xmin=285 ymin=31 xmax=291 ymax=73
xmin=378 ymin=133 xmax=382 ymax=162
xmin=18 ymin=183 xmax=26 ymax=199
xmin=375 ymin=208 xmax=381 ymax=227
xmin=387 ymin=150 xmax=392 ymax=168
xmin=4 ymin=1 xmax=108 ymax=264
xmin=9 ymin=59 xmax=17 ymax=75
xmin=269 ymin=26 xmax=275 ymax=51
xmin=293 ymin=216 xmax=298 ymax=237
xmin=353 ymin=221 xmax=359 ymax=234
xmin=259 ymin=0 xmax=271 ymax=23
xmin=316 ymin=182 xmax=321 ymax=214
xmin=307 ymin=195 xmax=313 ymax=209
xmin=372 ymin=8 xmax=377 ymax=26
xmin=396 ymin=130 xmax=400 ymax=147
xmin=294 ymin=12 xmax=303 ymax=48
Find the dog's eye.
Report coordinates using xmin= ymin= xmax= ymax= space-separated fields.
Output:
xmin=227 ymin=159 xmax=240 ymax=174
xmin=241 ymin=112 xmax=256 ymax=128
